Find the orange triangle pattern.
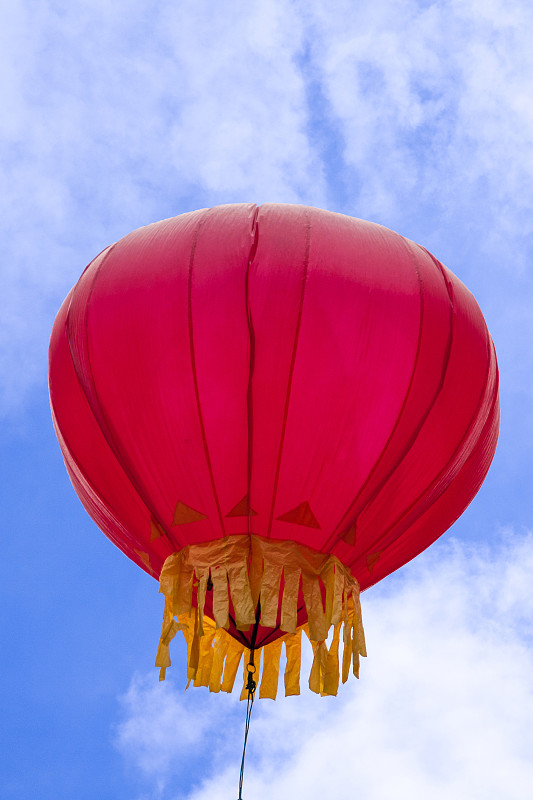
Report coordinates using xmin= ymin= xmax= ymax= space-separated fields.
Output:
xmin=134 ymin=548 xmax=151 ymax=568
xmin=226 ymin=494 xmax=258 ymax=517
xmin=173 ymin=500 xmax=207 ymax=525
xmin=150 ymin=517 xmax=166 ymax=541
xmin=366 ymin=551 xmax=382 ymax=573
xmin=341 ymin=523 xmax=357 ymax=546
xmin=276 ymin=501 xmax=321 ymax=529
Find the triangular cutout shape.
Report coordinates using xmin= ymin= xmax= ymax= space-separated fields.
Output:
xmin=341 ymin=523 xmax=357 ymax=546
xmin=276 ymin=501 xmax=321 ymax=529
xmin=173 ymin=500 xmax=207 ymax=525
xmin=226 ymin=494 xmax=258 ymax=517
xmin=134 ymin=548 xmax=151 ymax=568
xmin=366 ymin=551 xmax=382 ymax=573
xmin=150 ymin=517 xmax=166 ymax=541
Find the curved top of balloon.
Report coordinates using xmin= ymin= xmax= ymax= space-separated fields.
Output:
xmin=49 ymin=203 xmax=499 ymax=697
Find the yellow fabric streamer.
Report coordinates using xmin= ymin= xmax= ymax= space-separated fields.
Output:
xmin=260 ymin=637 xmax=284 ymax=700
xmin=284 ymin=628 xmax=302 ymax=696
xmin=156 ymin=534 xmax=366 ymax=697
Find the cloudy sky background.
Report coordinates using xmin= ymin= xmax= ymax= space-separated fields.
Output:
xmin=2 ymin=0 xmax=533 ymax=798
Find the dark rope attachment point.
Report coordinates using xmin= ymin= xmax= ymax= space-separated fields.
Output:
xmin=237 ymin=651 xmax=257 ymax=800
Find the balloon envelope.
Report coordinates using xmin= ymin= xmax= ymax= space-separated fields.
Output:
xmin=49 ymin=204 xmax=499 ymax=694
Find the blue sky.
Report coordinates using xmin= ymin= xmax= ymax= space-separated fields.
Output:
xmin=2 ymin=1 xmax=533 ymax=798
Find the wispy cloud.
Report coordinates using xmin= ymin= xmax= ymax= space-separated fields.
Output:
xmin=115 ymin=531 xmax=533 ymax=800
xmin=2 ymin=0 xmax=532 ymax=420
xmin=1 ymin=0 xmax=320 ymax=415
xmin=304 ymin=0 xmax=533 ymax=243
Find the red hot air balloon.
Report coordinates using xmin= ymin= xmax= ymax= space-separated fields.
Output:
xmin=49 ymin=204 xmax=499 ymax=699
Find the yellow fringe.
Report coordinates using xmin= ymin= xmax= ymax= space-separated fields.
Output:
xmin=155 ymin=534 xmax=366 ymax=697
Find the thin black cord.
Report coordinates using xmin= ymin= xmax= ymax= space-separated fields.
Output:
xmin=237 ymin=656 xmax=257 ymax=800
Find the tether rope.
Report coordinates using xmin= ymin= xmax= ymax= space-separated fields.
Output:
xmin=237 ymin=652 xmax=257 ymax=800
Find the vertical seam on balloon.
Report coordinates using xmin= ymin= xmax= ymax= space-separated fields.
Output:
xmin=65 ymin=242 xmax=184 ymax=555
xmin=245 ymin=205 xmax=260 ymax=537
xmin=354 ymin=348 xmax=499 ymax=584
xmin=50 ymin=287 xmax=145 ymax=558
xmin=266 ymin=211 xmax=311 ymax=538
xmin=187 ymin=211 xmax=226 ymax=538
xmin=320 ymin=233 xmax=428 ymax=553
xmin=346 ymin=258 xmax=496 ymax=572
xmin=340 ymin=247 xmax=454 ymax=564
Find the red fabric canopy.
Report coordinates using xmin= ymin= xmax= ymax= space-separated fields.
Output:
xmin=49 ymin=203 xmax=499 ymax=646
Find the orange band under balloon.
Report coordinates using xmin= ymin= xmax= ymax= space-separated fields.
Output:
xmin=155 ymin=534 xmax=366 ymax=698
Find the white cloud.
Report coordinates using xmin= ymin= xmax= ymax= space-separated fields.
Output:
xmin=160 ymin=0 xmax=324 ymax=203
xmin=0 ymin=0 xmax=322 ymax=415
xmin=2 ymin=0 xmax=532 ymax=434
xmin=303 ymin=0 xmax=533 ymax=246
xmin=116 ymin=675 xmax=217 ymax=781
xmin=115 ymin=531 xmax=533 ymax=800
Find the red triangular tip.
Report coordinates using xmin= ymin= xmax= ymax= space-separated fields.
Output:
xmin=226 ymin=494 xmax=258 ymax=517
xmin=366 ymin=551 xmax=382 ymax=573
xmin=150 ymin=517 xmax=166 ymax=541
xmin=173 ymin=500 xmax=207 ymax=525
xmin=341 ymin=523 xmax=357 ymax=546
xmin=276 ymin=501 xmax=321 ymax=529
